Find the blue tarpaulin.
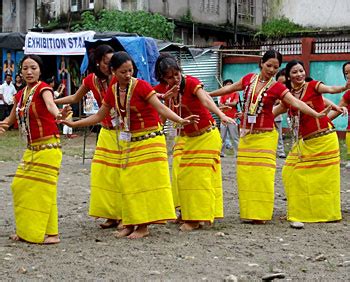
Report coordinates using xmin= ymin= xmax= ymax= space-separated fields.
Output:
xmin=80 ymin=36 xmax=159 ymax=85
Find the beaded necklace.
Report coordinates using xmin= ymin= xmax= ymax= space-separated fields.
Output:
xmin=95 ymin=74 xmax=110 ymax=103
xmin=287 ymin=83 xmax=306 ymax=158
xmin=16 ymin=82 xmax=40 ymax=144
xmin=16 ymin=82 xmax=40 ymax=169
xmin=114 ymin=78 xmax=135 ymax=169
xmin=114 ymin=80 xmax=132 ymax=132
xmin=241 ymin=74 xmax=274 ymax=137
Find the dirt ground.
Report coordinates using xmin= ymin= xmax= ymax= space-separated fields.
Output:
xmin=0 ymin=134 xmax=349 ymax=280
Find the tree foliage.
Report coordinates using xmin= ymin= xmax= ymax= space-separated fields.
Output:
xmin=72 ymin=10 xmax=175 ymax=40
xmin=256 ymin=17 xmax=305 ymax=38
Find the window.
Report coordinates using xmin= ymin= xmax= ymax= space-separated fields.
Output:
xmin=200 ymin=0 xmax=219 ymax=14
xmin=71 ymin=0 xmax=82 ymax=12
xmin=89 ymin=0 xmax=94 ymax=9
xmin=237 ymin=0 xmax=255 ymax=25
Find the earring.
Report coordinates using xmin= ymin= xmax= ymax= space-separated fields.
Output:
xmin=96 ymin=64 xmax=99 ymax=67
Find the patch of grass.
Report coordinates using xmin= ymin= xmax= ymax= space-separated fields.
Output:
xmin=0 ymin=130 xmax=24 ymax=161
xmin=0 ymin=129 xmax=98 ymax=161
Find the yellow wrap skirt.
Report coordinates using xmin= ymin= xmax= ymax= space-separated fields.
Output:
xmin=11 ymin=137 xmax=62 ymax=243
xmin=175 ymin=128 xmax=223 ymax=223
xmin=118 ymin=128 xmax=176 ymax=226
xmin=90 ymin=127 xmax=122 ymax=220
xmin=237 ymin=130 xmax=278 ymax=221
xmin=171 ymin=137 xmax=185 ymax=208
xmin=282 ymin=132 xmax=341 ymax=222
xmin=346 ymin=132 xmax=350 ymax=160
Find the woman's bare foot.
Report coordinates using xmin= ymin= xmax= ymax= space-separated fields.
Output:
xmin=168 ymin=214 xmax=183 ymax=224
xmin=179 ymin=222 xmax=201 ymax=231
xmin=114 ymin=226 xmax=134 ymax=238
xmin=100 ymin=219 xmax=118 ymax=229
xmin=9 ymin=234 xmax=23 ymax=242
xmin=127 ymin=225 xmax=149 ymax=239
xmin=43 ymin=235 xmax=60 ymax=244
xmin=116 ymin=221 xmax=124 ymax=230
xmin=251 ymin=220 xmax=267 ymax=225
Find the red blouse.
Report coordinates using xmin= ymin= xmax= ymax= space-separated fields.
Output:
xmin=154 ymin=75 xmax=215 ymax=135
xmin=83 ymin=73 xmax=117 ymax=128
xmin=103 ymin=78 xmax=161 ymax=133
xmin=342 ymin=90 xmax=350 ymax=130
xmin=242 ymin=73 xmax=288 ymax=131
xmin=219 ymin=92 xmax=240 ymax=118
xmin=289 ymin=80 xmax=333 ymax=138
xmin=15 ymin=81 xmax=59 ymax=143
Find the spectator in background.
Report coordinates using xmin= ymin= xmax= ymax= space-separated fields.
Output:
xmin=2 ymin=73 xmax=17 ymax=118
xmin=274 ymin=69 xmax=286 ymax=158
xmin=46 ymin=77 xmax=65 ymax=99
xmin=219 ymin=79 xmax=240 ymax=158
xmin=14 ymin=74 xmax=26 ymax=92
xmin=0 ymin=84 xmax=5 ymax=120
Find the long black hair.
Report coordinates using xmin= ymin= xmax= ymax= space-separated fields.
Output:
xmin=109 ymin=51 xmax=138 ymax=77
xmin=88 ymin=44 xmax=114 ymax=79
xmin=20 ymin=54 xmax=44 ymax=80
xmin=285 ymin=59 xmax=305 ymax=90
xmin=342 ymin=61 xmax=350 ymax=80
xmin=155 ymin=53 xmax=182 ymax=83
xmin=260 ymin=49 xmax=283 ymax=69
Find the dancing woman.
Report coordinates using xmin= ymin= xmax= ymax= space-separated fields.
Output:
xmin=0 ymin=55 xmax=66 ymax=243
xmin=210 ymin=50 xmax=326 ymax=224
xmin=154 ymin=53 xmax=235 ymax=231
xmin=275 ymin=59 xmax=350 ymax=227
xmin=55 ymin=45 xmax=121 ymax=229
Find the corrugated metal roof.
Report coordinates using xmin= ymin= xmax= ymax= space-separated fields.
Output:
xmin=160 ymin=48 xmax=221 ymax=130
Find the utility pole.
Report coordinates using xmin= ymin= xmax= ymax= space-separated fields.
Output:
xmin=233 ymin=0 xmax=238 ymax=44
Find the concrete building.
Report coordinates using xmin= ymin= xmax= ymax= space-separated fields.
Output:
xmin=271 ymin=0 xmax=350 ymax=28
xmin=0 ymin=0 xmax=269 ymax=46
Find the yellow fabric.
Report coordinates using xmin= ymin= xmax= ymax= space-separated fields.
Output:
xmin=282 ymin=132 xmax=341 ymax=222
xmin=237 ymin=130 xmax=278 ymax=220
xmin=171 ymin=136 xmax=185 ymax=208
xmin=11 ymin=137 xmax=62 ymax=243
xmin=176 ymin=129 xmax=223 ymax=223
xmin=119 ymin=127 xmax=176 ymax=226
xmin=346 ymin=132 xmax=350 ymax=160
xmin=90 ymin=127 xmax=122 ymax=220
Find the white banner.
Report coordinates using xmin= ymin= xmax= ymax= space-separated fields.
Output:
xmin=24 ymin=31 xmax=95 ymax=55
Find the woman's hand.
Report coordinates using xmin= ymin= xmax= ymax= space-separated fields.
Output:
xmin=164 ymin=84 xmax=180 ymax=100
xmin=333 ymin=105 xmax=348 ymax=116
xmin=179 ymin=115 xmax=200 ymax=126
xmin=235 ymin=112 xmax=243 ymax=119
xmin=60 ymin=105 xmax=73 ymax=120
xmin=0 ymin=121 xmax=9 ymax=134
xmin=59 ymin=119 xmax=75 ymax=128
xmin=220 ymin=115 xmax=236 ymax=126
xmin=315 ymin=105 xmax=332 ymax=118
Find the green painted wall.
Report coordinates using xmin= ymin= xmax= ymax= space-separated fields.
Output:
xmin=310 ymin=61 xmax=348 ymax=130
xmin=223 ymin=61 xmax=348 ymax=130
xmin=222 ymin=62 xmax=289 ymax=128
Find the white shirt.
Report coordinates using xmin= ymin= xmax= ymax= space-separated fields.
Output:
xmin=1 ymin=82 xmax=17 ymax=105
xmin=0 ymin=86 xmax=4 ymax=105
